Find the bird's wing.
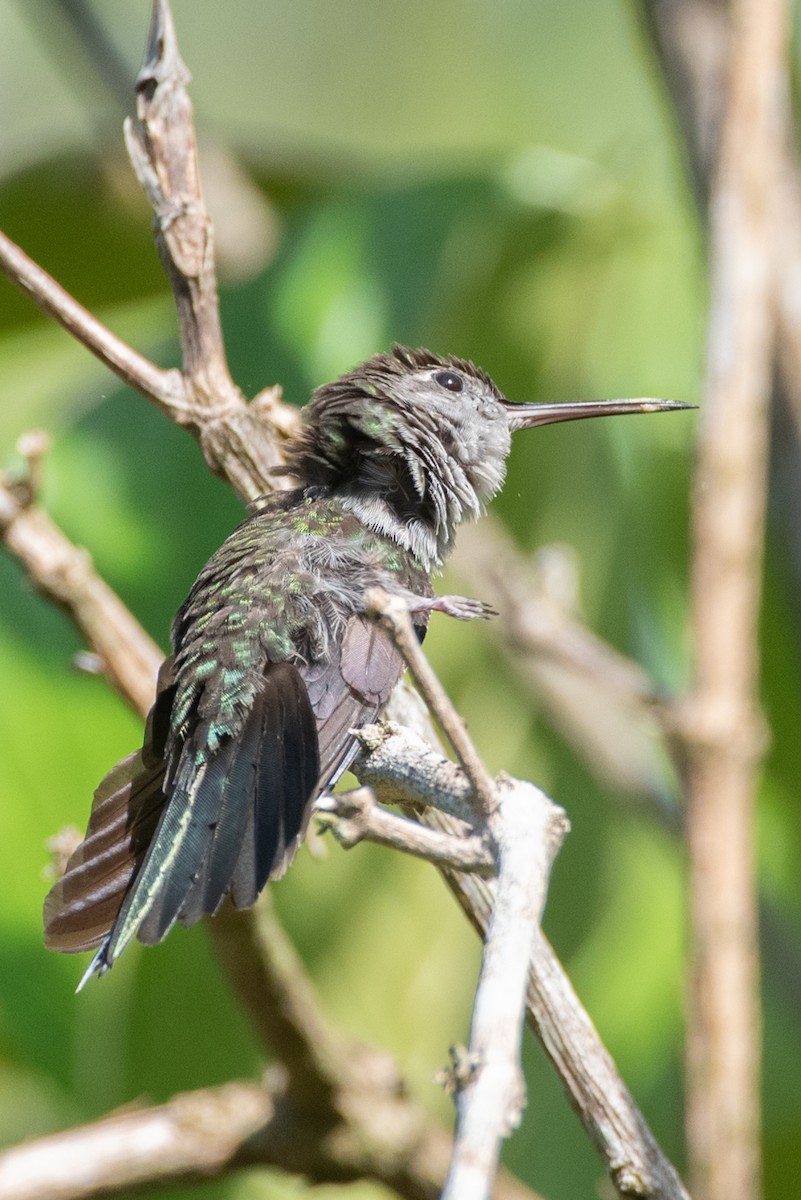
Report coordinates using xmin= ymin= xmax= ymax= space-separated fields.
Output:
xmin=131 ymin=661 xmax=320 ymax=947
xmin=42 ymin=614 xmax=416 ymax=967
xmin=229 ymin=613 xmax=407 ymax=902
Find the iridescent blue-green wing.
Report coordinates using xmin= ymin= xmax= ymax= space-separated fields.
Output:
xmin=225 ymin=630 xmax=399 ymax=908
xmin=103 ymin=661 xmax=320 ymax=956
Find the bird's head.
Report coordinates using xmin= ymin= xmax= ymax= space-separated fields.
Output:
xmin=282 ymin=344 xmax=691 ymax=569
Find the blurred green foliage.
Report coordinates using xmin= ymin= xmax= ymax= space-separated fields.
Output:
xmin=0 ymin=2 xmax=799 ymax=1198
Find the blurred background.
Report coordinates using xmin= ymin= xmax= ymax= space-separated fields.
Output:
xmin=0 ymin=1 xmax=797 ymax=1198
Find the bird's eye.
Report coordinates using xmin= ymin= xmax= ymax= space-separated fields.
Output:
xmin=434 ymin=370 xmax=464 ymax=393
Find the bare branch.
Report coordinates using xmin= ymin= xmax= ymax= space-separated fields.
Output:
xmin=354 ymin=719 xmax=493 ymax=827
xmin=365 ymin=595 xmax=572 ymax=1196
xmin=125 ymin=0 xmax=229 ymax=399
xmin=366 ymin=588 xmax=497 ymax=818
xmin=1 ymin=0 xmax=300 ymax=506
xmin=363 ymin=624 xmax=657 ymax=1200
xmin=443 ymin=777 xmax=567 ymax=1200
xmin=0 ymin=1079 xmax=274 ymax=1200
xmin=0 ymin=1068 xmax=539 ymax=1200
xmin=0 ymin=451 xmax=161 ymax=715
xmin=122 ymin=0 xmax=294 ymax=500
xmin=447 ymin=863 xmax=691 ymax=1200
xmin=317 ymin=785 xmax=495 ymax=871
xmin=0 ymin=228 xmax=183 ymax=412
xmin=385 ymin=687 xmax=690 ymax=1200
xmin=650 ymin=3 xmax=788 ymax=1197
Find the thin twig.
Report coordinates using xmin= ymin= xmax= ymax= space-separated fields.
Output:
xmin=125 ymin=0 xmax=230 ymax=402
xmin=366 ymin=588 xmax=497 ymax=817
xmin=317 ymin=785 xmax=495 ymax=871
xmin=441 ymin=833 xmax=690 ymax=1199
xmin=122 ymin=0 xmax=292 ymax=501
xmin=385 ymin=687 xmax=691 ymax=1200
xmin=0 ymin=1067 xmax=539 ymax=1200
xmin=362 ymin=603 xmax=602 ymax=1199
xmin=0 ymin=228 xmax=183 ymax=412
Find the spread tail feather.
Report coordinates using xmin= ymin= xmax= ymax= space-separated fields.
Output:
xmin=89 ymin=662 xmax=321 ymax=968
xmin=43 ymin=752 xmax=168 ymax=954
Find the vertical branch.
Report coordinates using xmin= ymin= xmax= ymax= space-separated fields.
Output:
xmin=126 ymin=0 xmax=229 ymax=400
xmin=121 ymin=0 xmax=293 ymax=500
xmin=684 ymin=2 xmax=787 ymax=1197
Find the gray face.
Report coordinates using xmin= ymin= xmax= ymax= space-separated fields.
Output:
xmin=388 ymin=364 xmax=513 ymax=510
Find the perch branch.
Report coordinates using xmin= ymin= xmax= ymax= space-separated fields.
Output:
xmin=442 ymin=775 xmax=567 ymax=1200
xmin=364 ymin=599 xmax=589 ymax=1200
xmin=437 ymin=834 xmax=690 ymax=1199
xmin=383 ymin=688 xmax=691 ymax=1200
xmin=316 ymin=785 xmax=495 ymax=872
xmin=366 ymin=588 xmax=497 ymax=817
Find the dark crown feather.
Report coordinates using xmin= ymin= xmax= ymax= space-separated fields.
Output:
xmin=281 ymin=344 xmax=504 ymax=487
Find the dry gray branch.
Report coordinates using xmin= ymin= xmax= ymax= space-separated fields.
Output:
xmin=317 ymin=785 xmax=495 ymax=871
xmin=366 ymin=590 xmax=566 ymax=1199
xmin=449 ymin=864 xmax=691 ymax=1200
xmin=120 ymin=0 xmax=293 ymax=501
xmin=366 ymin=588 xmax=498 ymax=817
xmin=442 ymin=775 xmax=567 ymax=1200
xmin=0 ymin=1079 xmax=276 ymax=1200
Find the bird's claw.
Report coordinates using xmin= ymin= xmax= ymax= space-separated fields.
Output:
xmin=425 ymin=594 xmax=497 ymax=621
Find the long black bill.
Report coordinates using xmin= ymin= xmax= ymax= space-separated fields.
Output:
xmin=503 ymin=397 xmax=695 ymax=432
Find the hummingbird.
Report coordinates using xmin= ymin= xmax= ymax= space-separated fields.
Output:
xmin=43 ymin=344 xmax=689 ymax=984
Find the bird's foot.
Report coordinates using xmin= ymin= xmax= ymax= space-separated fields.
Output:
xmin=411 ymin=594 xmax=497 ymax=622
